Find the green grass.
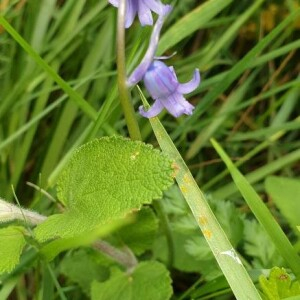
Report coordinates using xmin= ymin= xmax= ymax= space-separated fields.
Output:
xmin=0 ymin=0 xmax=300 ymax=299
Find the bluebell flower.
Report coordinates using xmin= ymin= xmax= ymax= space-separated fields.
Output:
xmin=109 ymin=0 xmax=169 ymax=28
xmin=120 ymin=2 xmax=199 ymax=118
xmin=139 ymin=60 xmax=200 ymax=118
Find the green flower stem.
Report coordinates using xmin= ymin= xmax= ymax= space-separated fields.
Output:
xmin=117 ymin=0 xmax=142 ymax=140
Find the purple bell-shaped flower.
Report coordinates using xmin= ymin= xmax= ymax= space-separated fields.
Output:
xmin=108 ymin=0 xmax=169 ymax=28
xmin=139 ymin=61 xmax=200 ymax=118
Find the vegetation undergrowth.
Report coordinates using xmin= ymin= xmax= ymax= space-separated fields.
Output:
xmin=0 ymin=0 xmax=299 ymax=299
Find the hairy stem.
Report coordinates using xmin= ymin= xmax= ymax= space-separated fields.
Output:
xmin=0 ymin=198 xmax=138 ymax=271
xmin=93 ymin=240 xmax=138 ymax=272
xmin=0 ymin=199 xmax=46 ymax=225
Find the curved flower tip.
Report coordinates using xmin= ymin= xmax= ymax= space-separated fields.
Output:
xmin=161 ymin=4 xmax=173 ymax=16
xmin=109 ymin=0 xmax=171 ymax=28
xmin=140 ymin=60 xmax=200 ymax=118
xmin=139 ymin=101 xmax=164 ymax=118
xmin=127 ymin=4 xmax=171 ymax=87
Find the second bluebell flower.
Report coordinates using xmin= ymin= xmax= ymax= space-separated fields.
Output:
xmin=109 ymin=0 xmax=168 ymax=28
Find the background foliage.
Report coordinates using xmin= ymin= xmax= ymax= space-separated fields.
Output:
xmin=0 ymin=0 xmax=299 ymax=299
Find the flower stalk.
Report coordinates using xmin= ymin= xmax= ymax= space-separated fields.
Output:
xmin=117 ymin=0 xmax=141 ymax=140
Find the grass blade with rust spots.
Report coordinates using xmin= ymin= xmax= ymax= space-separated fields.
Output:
xmin=138 ymin=88 xmax=262 ymax=300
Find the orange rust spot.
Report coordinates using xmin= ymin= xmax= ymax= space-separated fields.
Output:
xmin=203 ymin=229 xmax=212 ymax=239
xmin=278 ymin=274 xmax=288 ymax=281
xmin=183 ymin=174 xmax=192 ymax=184
xmin=198 ymin=216 xmax=208 ymax=225
xmin=156 ymin=131 xmax=162 ymax=139
xmin=179 ymin=185 xmax=187 ymax=194
xmin=171 ymin=162 xmax=180 ymax=177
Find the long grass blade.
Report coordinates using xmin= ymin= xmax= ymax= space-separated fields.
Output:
xmin=0 ymin=16 xmax=97 ymax=120
xmin=157 ymin=0 xmax=233 ymax=54
xmin=138 ymin=89 xmax=262 ymax=300
xmin=211 ymin=138 xmax=300 ymax=278
xmin=183 ymin=9 xmax=300 ymax=158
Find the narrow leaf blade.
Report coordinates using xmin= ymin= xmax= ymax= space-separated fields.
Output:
xmin=211 ymin=138 xmax=300 ymax=278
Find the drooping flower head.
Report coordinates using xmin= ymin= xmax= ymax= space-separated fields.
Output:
xmin=139 ymin=60 xmax=200 ymax=118
xmin=109 ymin=0 xmax=169 ymax=28
xmin=110 ymin=1 xmax=200 ymax=118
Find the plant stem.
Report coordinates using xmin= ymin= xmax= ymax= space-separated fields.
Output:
xmin=0 ymin=199 xmax=46 ymax=225
xmin=177 ymin=277 xmax=203 ymax=300
xmin=93 ymin=240 xmax=138 ymax=272
xmin=117 ymin=0 xmax=141 ymax=140
xmin=0 ymin=197 xmax=138 ymax=272
xmin=153 ymin=200 xmax=174 ymax=268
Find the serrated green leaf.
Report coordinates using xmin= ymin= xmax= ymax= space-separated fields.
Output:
xmin=184 ymin=236 xmax=221 ymax=280
xmin=117 ymin=207 xmax=159 ymax=255
xmin=265 ymin=176 xmax=300 ymax=233
xmin=35 ymin=137 xmax=173 ymax=241
xmin=0 ymin=226 xmax=26 ymax=274
xmin=155 ymin=189 xmax=239 ymax=279
xmin=209 ymin=198 xmax=244 ymax=247
xmin=153 ymin=230 xmax=205 ymax=273
xmin=185 ymin=236 xmax=212 ymax=260
xmin=244 ymin=220 xmax=284 ymax=269
xmin=154 ymin=189 xmax=220 ymax=278
xmin=60 ymin=250 xmax=109 ymax=295
xmin=91 ymin=261 xmax=172 ymax=300
xmin=259 ymin=267 xmax=300 ymax=299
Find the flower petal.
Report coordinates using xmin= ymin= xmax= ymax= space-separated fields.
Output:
xmin=138 ymin=0 xmax=154 ymax=26
xmin=108 ymin=0 xmax=119 ymax=7
xmin=143 ymin=61 xmax=178 ymax=99
xmin=125 ymin=0 xmax=137 ymax=28
xmin=108 ymin=0 xmax=171 ymax=28
xmin=177 ymin=69 xmax=200 ymax=94
xmin=168 ymin=66 xmax=177 ymax=80
xmin=162 ymin=92 xmax=194 ymax=117
xmin=144 ymin=0 xmax=171 ymax=15
xmin=160 ymin=4 xmax=173 ymax=16
xmin=139 ymin=100 xmax=164 ymax=118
